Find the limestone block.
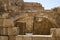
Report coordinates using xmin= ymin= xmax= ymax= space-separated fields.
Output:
xmin=8 ymin=6 xmax=19 ymax=12
xmin=52 ymin=37 xmax=56 ymax=40
xmin=55 ymin=28 xmax=60 ymax=37
xmin=2 ymin=13 xmax=9 ymax=18
xmin=9 ymin=36 xmax=16 ymax=40
xmin=8 ymin=27 xmax=19 ymax=35
xmin=0 ymin=28 xmax=3 ymax=35
xmin=0 ymin=28 xmax=8 ymax=35
xmin=47 ymin=37 xmax=55 ymax=40
xmin=0 ymin=36 xmax=8 ymax=40
xmin=2 ymin=28 xmax=8 ymax=35
xmin=2 ymin=19 xmax=14 ymax=27
xmin=0 ymin=18 xmax=13 ymax=28
xmin=33 ymin=37 xmax=48 ymax=40
xmin=23 ymin=36 xmax=32 ymax=40
xmin=0 ymin=27 xmax=19 ymax=35
xmin=55 ymin=37 xmax=60 ymax=40
xmin=0 ymin=18 xmax=3 ymax=27
xmin=16 ymin=36 xmax=23 ymax=40
xmin=9 ymin=35 xmax=30 ymax=40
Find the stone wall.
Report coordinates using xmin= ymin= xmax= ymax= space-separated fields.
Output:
xmin=0 ymin=0 xmax=60 ymax=40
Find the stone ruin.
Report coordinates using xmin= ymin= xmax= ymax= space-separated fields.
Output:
xmin=0 ymin=0 xmax=60 ymax=40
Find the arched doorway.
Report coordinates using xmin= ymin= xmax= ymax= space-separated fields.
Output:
xmin=14 ymin=21 xmax=26 ymax=35
xmin=33 ymin=17 xmax=57 ymax=35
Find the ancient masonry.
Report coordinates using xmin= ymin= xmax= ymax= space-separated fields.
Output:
xmin=0 ymin=0 xmax=60 ymax=40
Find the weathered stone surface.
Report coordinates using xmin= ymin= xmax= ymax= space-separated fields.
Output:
xmin=24 ymin=2 xmax=44 ymax=11
xmin=16 ymin=36 xmax=23 ymax=40
xmin=0 ymin=28 xmax=8 ymax=35
xmin=0 ymin=18 xmax=14 ymax=27
xmin=8 ymin=27 xmax=19 ymax=35
xmin=16 ymin=35 xmax=55 ymax=40
xmin=0 ymin=0 xmax=60 ymax=40
xmin=33 ymin=37 xmax=48 ymax=40
xmin=3 ymin=19 xmax=14 ymax=27
xmin=9 ymin=36 xmax=16 ymax=40
xmin=0 ymin=27 xmax=19 ymax=35
xmin=55 ymin=37 xmax=60 ymax=40
xmin=51 ymin=28 xmax=60 ymax=37
xmin=0 ymin=18 xmax=3 ymax=27
xmin=55 ymin=28 xmax=60 ymax=37
xmin=23 ymin=36 xmax=32 ymax=40
xmin=33 ymin=17 xmax=57 ymax=35
xmin=0 ymin=36 xmax=8 ymax=40
xmin=0 ymin=28 xmax=3 ymax=35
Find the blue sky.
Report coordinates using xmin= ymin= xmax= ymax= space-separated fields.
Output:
xmin=24 ymin=0 xmax=60 ymax=9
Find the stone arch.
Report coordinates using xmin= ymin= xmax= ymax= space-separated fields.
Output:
xmin=33 ymin=17 xmax=57 ymax=35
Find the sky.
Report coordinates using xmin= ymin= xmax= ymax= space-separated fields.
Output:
xmin=24 ymin=0 xmax=60 ymax=9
